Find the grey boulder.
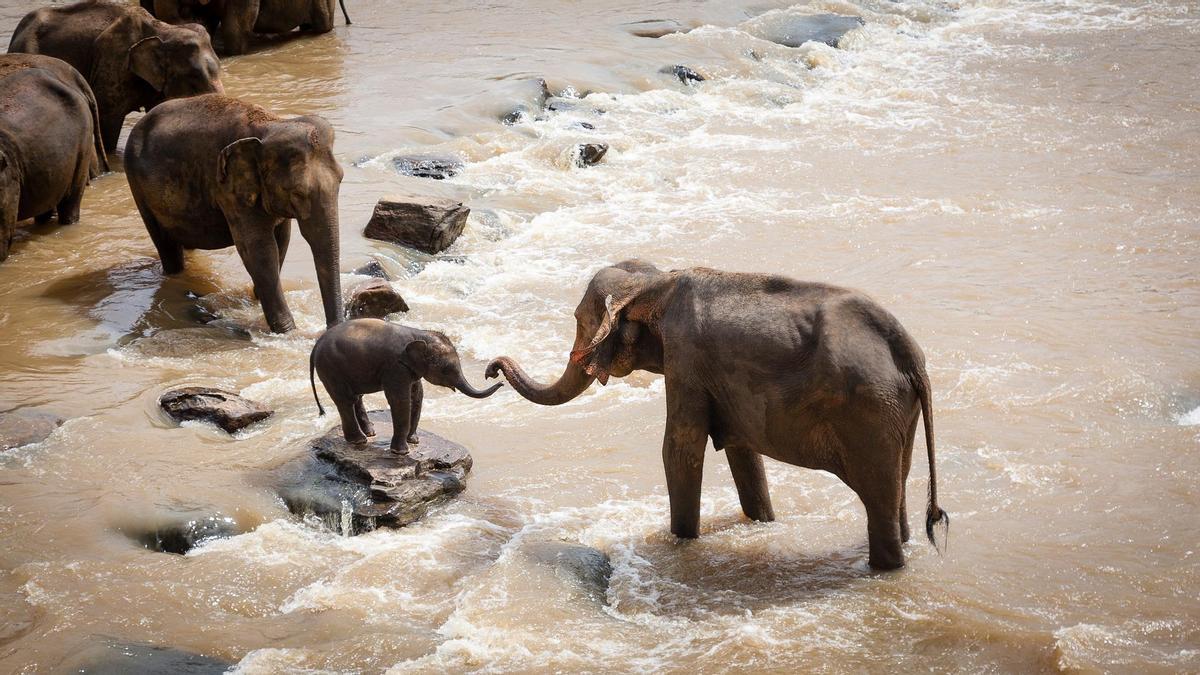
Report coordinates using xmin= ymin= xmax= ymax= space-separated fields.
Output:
xmin=159 ymin=387 xmax=273 ymax=434
xmin=364 ymin=193 xmax=470 ymax=255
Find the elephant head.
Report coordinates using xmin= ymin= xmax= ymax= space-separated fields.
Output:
xmin=487 ymin=259 xmax=671 ymax=404
xmin=217 ymin=116 xmax=344 ymax=327
xmin=124 ymin=22 xmax=223 ymax=101
xmin=405 ymin=332 xmax=504 ymax=399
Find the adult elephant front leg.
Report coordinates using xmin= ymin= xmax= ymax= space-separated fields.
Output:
xmin=725 ymin=447 xmax=775 ymax=523
xmin=227 ymin=211 xmax=295 ymax=333
xmin=662 ymin=378 xmax=710 ymax=539
xmin=220 ymin=0 xmax=260 ymax=55
xmin=274 ymin=221 xmax=291 ymax=271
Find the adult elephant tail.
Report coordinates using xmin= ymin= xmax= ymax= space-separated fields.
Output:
xmin=916 ymin=371 xmax=949 ymax=553
xmin=310 ymin=350 xmax=326 ymax=416
xmin=339 ymin=0 xmax=352 ymax=25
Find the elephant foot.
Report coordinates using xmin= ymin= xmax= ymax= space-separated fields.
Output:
xmin=34 ymin=211 xmax=54 ymax=225
xmin=407 ymin=434 xmax=420 ymax=445
xmin=344 ymin=433 xmax=368 ymax=446
xmin=388 ymin=443 xmax=409 ymax=455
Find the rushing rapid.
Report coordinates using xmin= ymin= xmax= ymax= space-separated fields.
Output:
xmin=0 ymin=0 xmax=1197 ymax=672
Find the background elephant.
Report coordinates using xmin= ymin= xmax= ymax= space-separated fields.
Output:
xmin=8 ymin=0 xmax=224 ymax=152
xmin=310 ymin=318 xmax=502 ymax=451
xmin=142 ymin=0 xmax=351 ymax=56
xmin=0 ymin=66 xmax=103 ymax=262
xmin=124 ymin=94 xmax=343 ymax=333
xmin=487 ymin=260 xmax=949 ymax=570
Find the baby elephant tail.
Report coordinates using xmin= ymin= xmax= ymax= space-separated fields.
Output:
xmin=310 ymin=350 xmax=325 ymax=416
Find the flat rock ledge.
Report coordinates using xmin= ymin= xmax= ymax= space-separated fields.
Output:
xmin=752 ymin=13 xmax=865 ymax=49
xmin=280 ymin=410 xmax=472 ymax=534
xmin=159 ymin=387 xmax=273 ymax=434
xmin=364 ymin=192 xmax=470 ymax=255
xmin=0 ymin=410 xmax=64 ymax=450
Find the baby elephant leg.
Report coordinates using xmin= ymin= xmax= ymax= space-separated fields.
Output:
xmin=407 ymin=381 xmax=423 ymax=444
xmin=383 ymin=375 xmax=413 ymax=453
xmin=354 ymin=397 xmax=374 ymax=437
xmin=333 ymin=394 xmax=368 ymax=445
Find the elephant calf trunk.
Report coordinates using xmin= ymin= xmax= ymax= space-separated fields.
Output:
xmin=455 ymin=373 xmax=503 ymax=399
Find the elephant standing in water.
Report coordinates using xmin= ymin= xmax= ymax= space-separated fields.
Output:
xmin=141 ymin=0 xmax=351 ymax=55
xmin=487 ymin=260 xmax=949 ymax=570
xmin=125 ymin=94 xmax=343 ymax=333
xmin=0 ymin=64 xmax=104 ymax=261
xmin=8 ymin=0 xmax=224 ymax=152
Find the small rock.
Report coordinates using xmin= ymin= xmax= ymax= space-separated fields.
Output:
xmin=0 ymin=410 xmax=65 ymax=450
xmin=500 ymin=78 xmax=552 ymax=125
xmin=278 ymin=410 xmax=473 ymax=534
xmin=750 ymin=13 xmax=864 ymax=48
xmin=662 ymin=65 xmax=706 ymax=85
xmin=577 ymin=121 xmax=596 ymax=130
xmin=624 ymin=19 xmax=692 ymax=38
xmin=159 ymin=387 xmax=273 ymax=434
xmin=364 ymin=192 xmax=470 ymax=255
xmin=346 ymin=278 xmax=409 ymax=320
xmin=59 ymin=639 xmax=232 ymax=675
xmin=546 ymin=97 xmax=604 ymax=115
xmin=391 ymin=154 xmax=463 ymax=180
xmin=126 ymin=513 xmax=241 ymax=555
xmin=521 ymin=541 xmax=613 ymax=602
xmin=575 ymin=143 xmax=609 ymax=167
xmin=351 ymin=259 xmax=391 ymax=280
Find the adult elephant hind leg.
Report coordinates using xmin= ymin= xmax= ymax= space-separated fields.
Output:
xmin=55 ymin=153 xmax=92 ymax=225
xmin=725 ymin=447 xmax=775 ymax=523
xmin=663 ymin=379 xmax=710 ymax=539
xmin=132 ymin=195 xmax=184 ymax=274
xmin=899 ymin=411 xmax=919 ymax=543
xmin=846 ymin=457 xmax=905 ymax=571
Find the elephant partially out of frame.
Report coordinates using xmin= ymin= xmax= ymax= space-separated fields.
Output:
xmin=487 ymin=260 xmax=949 ymax=570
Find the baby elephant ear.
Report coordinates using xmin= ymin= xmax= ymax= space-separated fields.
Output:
xmin=217 ymin=137 xmax=263 ymax=207
xmin=128 ymin=36 xmax=165 ymax=91
xmin=401 ymin=339 xmax=431 ymax=376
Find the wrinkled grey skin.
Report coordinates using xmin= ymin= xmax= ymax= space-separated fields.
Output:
xmin=142 ymin=0 xmax=351 ymax=56
xmin=310 ymin=318 xmax=503 ymax=452
xmin=8 ymin=0 xmax=224 ymax=152
xmin=487 ymin=260 xmax=949 ymax=570
xmin=0 ymin=67 xmax=102 ymax=262
xmin=125 ymin=94 xmax=343 ymax=333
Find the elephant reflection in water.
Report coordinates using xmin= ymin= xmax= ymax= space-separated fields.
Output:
xmin=488 ymin=260 xmax=949 ymax=570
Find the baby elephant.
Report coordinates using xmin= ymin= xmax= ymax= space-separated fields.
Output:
xmin=310 ymin=319 xmax=502 ymax=451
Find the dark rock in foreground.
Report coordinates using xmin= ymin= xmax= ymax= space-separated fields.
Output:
xmin=346 ymin=278 xmax=409 ymax=320
xmin=278 ymin=410 xmax=472 ymax=535
xmin=575 ymin=143 xmax=609 ymax=167
xmin=520 ymin=540 xmax=613 ymax=602
xmin=364 ymin=193 xmax=470 ymax=255
xmin=391 ymin=154 xmax=464 ymax=180
xmin=159 ymin=387 xmax=273 ymax=434
xmin=59 ymin=639 xmax=231 ymax=675
xmin=126 ymin=512 xmax=241 ymax=555
xmin=0 ymin=409 xmax=64 ymax=450
xmin=751 ymin=13 xmax=864 ymax=48
xmin=662 ymin=65 xmax=706 ymax=85
xmin=351 ymin=259 xmax=391 ymax=280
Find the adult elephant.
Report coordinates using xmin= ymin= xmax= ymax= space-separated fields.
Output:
xmin=142 ymin=0 xmax=351 ymax=55
xmin=0 ymin=67 xmax=103 ymax=262
xmin=8 ymin=0 xmax=224 ymax=153
xmin=486 ymin=260 xmax=949 ymax=570
xmin=125 ymin=94 xmax=343 ymax=333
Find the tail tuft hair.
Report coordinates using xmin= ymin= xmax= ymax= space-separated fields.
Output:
xmin=925 ymin=505 xmax=949 ymax=555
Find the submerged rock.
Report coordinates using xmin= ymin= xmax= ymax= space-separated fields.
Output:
xmin=624 ymin=19 xmax=692 ymax=38
xmin=364 ymin=193 xmax=470 ymax=255
xmin=278 ymin=410 xmax=473 ymax=534
xmin=520 ymin=540 xmax=613 ymax=602
xmin=575 ymin=143 xmax=609 ymax=167
xmin=391 ymin=154 xmax=464 ymax=180
xmin=751 ymin=13 xmax=864 ymax=48
xmin=59 ymin=639 xmax=231 ymax=674
xmin=662 ymin=65 xmax=706 ymax=85
xmin=346 ymin=278 xmax=409 ymax=320
xmin=0 ymin=409 xmax=64 ymax=450
xmin=126 ymin=513 xmax=241 ymax=555
xmin=546 ymin=97 xmax=604 ymax=116
xmin=159 ymin=387 xmax=273 ymax=434
xmin=351 ymin=259 xmax=391 ymax=280
xmin=499 ymin=78 xmax=552 ymax=125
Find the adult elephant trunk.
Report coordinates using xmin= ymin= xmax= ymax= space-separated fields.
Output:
xmin=486 ymin=356 xmax=594 ymax=406
xmin=298 ymin=203 xmax=343 ymax=328
xmin=453 ymin=370 xmax=503 ymax=399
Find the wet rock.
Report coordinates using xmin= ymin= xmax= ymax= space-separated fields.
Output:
xmin=59 ymin=639 xmax=231 ymax=674
xmin=159 ymin=387 xmax=273 ymax=434
xmin=662 ymin=65 xmax=706 ymax=85
xmin=364 ymin=192 xmax=470 ymax=255
xmin=351 ymin=259 xmax=391 ymax=280
xmin=391 ymin=154 xmax=463 ymax=180
xmin=751 ymin=13 xmax=865 ymax=48
xmin=346 ymin=278 xmax=409 ymax=320
xmin=546 ymin=97 xmax=604 ymax=116
xmin=499 ymin=78 xmax=552 ymax=125
xmin=0 ymin=409 xmax=65 ymax=450
xmin=126 ymin=513 xmax=241 ymax=555
xmin=624 ymin=19 xmax=692 ymax=38
xmin=520 ymin=541 xmax=613 ymax=602
xmin=278 ymin=410 xmax=472 ymax=534
xmin=575 ymin=143 xmax=609 ymax=167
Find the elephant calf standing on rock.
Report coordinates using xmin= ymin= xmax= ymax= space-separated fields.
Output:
xmin=8 ymin=0 xmax=224 ymax=152
xmin=310 ymin=319 xmax=502 ymax=452
xmin=487 ymin=260 xmax=949 ymax=570
xmin=125 ymin=94 xmax=344 ymax=333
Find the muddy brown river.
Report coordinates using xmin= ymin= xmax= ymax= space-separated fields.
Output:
xmin=1 ymin=0 xmax=1198 ymax=672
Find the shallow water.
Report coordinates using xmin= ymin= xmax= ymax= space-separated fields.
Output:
xmin=1 ymin=0 xmax=1198 ymax=672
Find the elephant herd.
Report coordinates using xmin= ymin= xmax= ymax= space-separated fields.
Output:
xmin=0 ymin=1 xmax=950 ymax=571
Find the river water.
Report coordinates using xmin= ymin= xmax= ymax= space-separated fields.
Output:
xmin=1 ymin=0 xmax=1198 ymax=672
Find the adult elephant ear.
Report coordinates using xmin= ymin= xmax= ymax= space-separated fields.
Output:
xmin=128 ymin=36 xmax=166 ymax=91
xmin=217 ymin=137 xmax=263 ymax=207
xmin=570 ymin=287 xmax=640 ymax=386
